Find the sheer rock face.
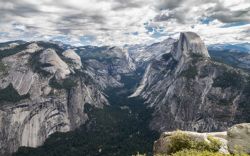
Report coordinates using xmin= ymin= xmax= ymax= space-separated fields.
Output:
xmin=172 ymin=32 xmax=210 ymax=61
xmin=132 ymin=32 xmax=250 ymax=132
xmin=0 ymin=42 xmax=107 ymax=155
xmin=39 ymin=48 xmax=71 ymax=79
xmin=78 ymin=46 xmax=136 ymax=89
xmin=127 ymin=38 xmax=176 ymax=64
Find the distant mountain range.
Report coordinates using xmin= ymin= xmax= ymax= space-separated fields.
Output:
xmin=208 ymin=43 xmax=250 ymax=53
xmin=0 ymin=33 xmax=249 ymax=156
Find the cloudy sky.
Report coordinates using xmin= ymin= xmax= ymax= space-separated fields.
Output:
xmin=0 ymin=0 xmax=250 ymax=46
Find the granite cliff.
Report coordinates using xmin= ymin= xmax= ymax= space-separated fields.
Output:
xmin=131 ymin=32 xmax=250 ymax=132
xmin=0 ymin=32 xmax=250 ymax=156
xmin=0 ymin=42 xmax=107 ymax=155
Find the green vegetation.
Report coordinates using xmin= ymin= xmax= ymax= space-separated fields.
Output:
xmin=49 ymin=76 xmax=77 ymax=90
xmin=217 ymin=98 xmax=233 ymax=106
xmin=36 ymin=41 xmax=64 ymax=55
xmin=14 ymin=73 xmax=158 ymax=156
xmin=0 ymin=84 xmax=30 ymax=103
xmin=212 ymin=70 xmax=243 ymax=89
xmin=0 ymin=61 xmax=7 ymax=74
xmin=0 ymin=43 xmax=29 ymax=59
xmin=243 ymin=77 xmax=250 ymax=96
xmin=191 ymin=53 xmax=203 ymax=65
xmin=28 ymin=50 xmax=52 ymax=76
xmin=171 ymin=149 xmax=248 ymax=156
xmin=14 ymin=100 xmax=158 ymax=156
xmin=173 ymin=150 xmax=222 ymax=156
xmin=139 ymin=131 xmax=248 ymax=156
xmin=209 ymin=49 xmax=250 ymax=71
xmin=166 ymin=132 xmax=221 ymax=155
xmin=181 ymin=66 xmax=198 ymax=79
xmin=151 ymin=132 xmax=248 ymax=156
xmin=162 ymin=53 xmax=172 ymax=61
xmin=238 ymin=77 xmax=250 ymax=122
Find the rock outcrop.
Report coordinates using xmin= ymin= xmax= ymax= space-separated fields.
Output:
xmin=227 ymin=123 xmax=250 ymax=154
xmin=0 ymin=42 xmax=108 ymax=155
xmin=172 ymin=32 xmax=210 ymax=61
xmin=154 ymin=123 xmax=250 ymax=155
xmin=78 ymin=46 xmax=136 ymax=89
xmin=131 ymin=32 xmax=250 ymax=132
xmin=62 ymin=49 xmax=82 ymax=70
xmin=39 ymin=48 xmax=71 ymax=79
xmin=154 ymin=131 xmax=228 ymax=155
xmin=127 ymin=38 xmax=176 ymax=64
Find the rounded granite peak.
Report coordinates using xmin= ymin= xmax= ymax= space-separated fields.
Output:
xmin=172 ymin=32 xmax=210 ymax=61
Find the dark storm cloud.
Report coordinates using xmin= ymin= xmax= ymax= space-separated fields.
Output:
xmin=154 ymin=9 xmax=188 ymax=23
xmin=209 ymin=8 xmax=250 ymax=23
xmin=111 ymin=0 xmax=142 ymax=10
xmin=155 ymin=0 xmax=184 ymax=10
xmin=61 ymin=13 xmax=106 ymax=25
xmin=55 ymin=13 xmax=107 ymax=34
xmin=0 ymin=0 xmax=249 ymax=45
xmin=0 ymin=1 xmax=41 ymax=22
xmin=155 ymin=0 xmax=218 ymax=11
xmin=153 ymin=0 xmax=250 ymax=24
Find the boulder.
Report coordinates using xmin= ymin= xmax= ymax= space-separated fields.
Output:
xmin=227 ymin=123 xmax=250 ymax=154
xmin=153 ymin=131 xmax=228 ymax=155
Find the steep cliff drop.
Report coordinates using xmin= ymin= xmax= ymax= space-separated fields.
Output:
xmin=0 ymin=42 xmax=107 ymax=155
xmin=131 ymin=32 xmax=250 ymax=132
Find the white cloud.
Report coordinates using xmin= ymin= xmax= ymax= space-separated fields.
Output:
xmin=0 ymin=0 xmax=249 ymax=46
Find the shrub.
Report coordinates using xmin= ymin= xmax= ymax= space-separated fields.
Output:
xmin=217 ymin=99 xmax=232 ymax=106
xmin=171 ymin=149 xmax=249 ymax=156
xmin=0 ymin=61 xmax=7 ymax=73
xmin=243 ymin=77 xmax=250 ymax=96
xmin=167 ymin=131 xmax=222 ymax=155
xmin=49 ymin=76 xmax=77 ymax=90
xmin=191 ymin=53 xmax=203 ymax=65
xmin=62 ymin=78 xmax=77 ymax=90
xmin=180 ymin=66 xmax=198 ymax=79
xmin=167 ymin=132 xmax=193 ymax=154
xmin=171 ymin=149 xmax=226 ymax=156
xmin=162 ymin=53 xmax=172 ymax=61
xmin=206 ymin=136 xmax=222 ymax=152
xmin=0 ymin=84 xmax=30 ymax=103
xmin=0 ymin=43 xmax=29 ymax=59
xmin=213 ymin=70 xmax=243 ymax=89
xmin=28 ymin=50 xmax=51 ymax=77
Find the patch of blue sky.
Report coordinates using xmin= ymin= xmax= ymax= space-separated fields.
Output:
xmin=220 ymin=22 xmax=250 ymax=28
xmin=80 ymin=35 xmax=96 ymax=44
xmin=144 ymin=22 xmax=166 ymax=38
xmin=132 ymin=32 xmax=139 ymax=36
xmin=123 ymin=32 xmax=139 ymax=36
xmin=51 ymin=35 xmax=71 ymax=43
xmin=0 ymin=32 xmax=8 ymax=37
xmin=200 ymin=17 xmax=214 ymax=25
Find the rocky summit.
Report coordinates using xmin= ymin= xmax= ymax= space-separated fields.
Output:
xmin=131 ymin=32 xmax=250 ymax=132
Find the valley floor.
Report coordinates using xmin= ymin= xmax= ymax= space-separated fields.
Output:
xmin=13 ymin=74 xmax=159 ymax=156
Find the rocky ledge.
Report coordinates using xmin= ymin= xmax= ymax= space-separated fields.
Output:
xmin=154 ymin=123 xmax=250 ymax=155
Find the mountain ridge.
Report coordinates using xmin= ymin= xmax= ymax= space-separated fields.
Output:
xmin=0 ymin=32 xmax=249 ymax=155
xmin=131 ymin=32 xmax=250 ymax=132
